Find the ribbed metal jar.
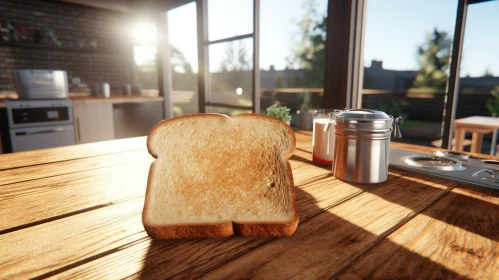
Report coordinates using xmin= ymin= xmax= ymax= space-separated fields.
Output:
xmin=332 ymin=109 xmax=399 ymax=184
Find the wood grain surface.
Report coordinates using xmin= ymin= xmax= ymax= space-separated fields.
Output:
xmin=336 ymin=186 xmax=499 ymax=279
xmin=0 ymin=131 xmax=497 ymax=280
xmin=0 ymin=136 xmax=146 ymax=171
xmin=44 ymin=170 xmax=363 ymax=279
xmin=454 ymin=116 xmax=499 ymax=129
xmin=0 ymin=140 xmax=330 ymax=279
xmin=0 ymin=149 xmax=150 ymax=186
xmin=0 ymin=162 xmax=337 ymax=279
xmin=202 ymin=171 xmax=456 ymax=279
xmin=0 ymin=160 xmax=152 ymax=233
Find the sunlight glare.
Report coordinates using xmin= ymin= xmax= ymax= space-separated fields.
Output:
xmin=133 ymin=23 xmax=156 ymax=43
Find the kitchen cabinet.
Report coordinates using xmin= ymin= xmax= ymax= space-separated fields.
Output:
xmin=73 ymin=102 xmax=114 ymax=144
xmin=112 ymin=102 xmax=164 ymax=139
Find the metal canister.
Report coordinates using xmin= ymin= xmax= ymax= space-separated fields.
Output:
xmin=101 ymin=83 xmax=110 ymax=98
xmin=332 ymin=109 xmax=402 ymax=184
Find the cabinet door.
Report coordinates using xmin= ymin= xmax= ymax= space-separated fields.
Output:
xmin=73 ymin=102 xmax=114 ymax=144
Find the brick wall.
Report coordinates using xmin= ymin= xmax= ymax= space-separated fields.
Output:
xmin=0 ymin=0 xmax=132 ymax=93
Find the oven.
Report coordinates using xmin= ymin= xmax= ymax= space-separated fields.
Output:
xmin=3 ymin=100 xmax=75 ymax=152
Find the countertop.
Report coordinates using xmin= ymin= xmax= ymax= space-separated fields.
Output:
xmin=0 ymin=95 xmax=164 ymax=108
xmin=70 ymin=95 xmax=164 ymax=104
xmin=1 ymin=131 xmax=498 ymax=279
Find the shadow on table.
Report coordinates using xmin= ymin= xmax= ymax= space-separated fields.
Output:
xmin=138 ymin=182 xmax=478 ymax=279
xmin=360 ymin=169 xmax=499 ymax=243
xmin=289 ymin=154 xmax=331 ymax=172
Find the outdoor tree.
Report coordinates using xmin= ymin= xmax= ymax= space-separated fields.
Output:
xmin=287 ymin=0 xmax=326 ymax=88
xmin=219 ymin=41 xmax=251 ymax=72
xmin=171 ymin=46 xmax=193 ymax=74
xmin=412 ymin=28 xmax=452 ymax=90
xmin=483 ymin=67 xmax=494 ymax=77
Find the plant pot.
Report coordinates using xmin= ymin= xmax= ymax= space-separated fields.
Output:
xmin=297 ymin=110 xmax=314 ymax=130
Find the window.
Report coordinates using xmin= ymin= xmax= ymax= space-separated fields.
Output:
xmin=162 ymin=0 xmax=329 ymax=124
xmin=454 ymin=0 xmax=499 ymax=154
xmin=201 ymin=0 xmax=256 ymax=116
xmin=260 ymin=0 xmax=328 ymax=128
xmin=361 ymin=0 xmax=457 ymax=147
xmin=132 ymin=22 xmax=158 ymax=93
xmin=168 ymin=2 xmax=199 ymax=116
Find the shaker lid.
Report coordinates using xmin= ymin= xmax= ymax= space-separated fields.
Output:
xmin=335 ymin=109 xmax=392 ymax=123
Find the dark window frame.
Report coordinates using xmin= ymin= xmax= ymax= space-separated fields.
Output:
xmin=196 ymin=0 xmax=260 ymax=114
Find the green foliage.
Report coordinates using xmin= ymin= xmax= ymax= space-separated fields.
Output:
xmin=406 ymin=87 xmax=444 ymax=94
xmin=274 ymin=72 xmax=285 ymax=88
xmin=267 ymin=103 xmax=292 ymax=122
xmin=287 ymin=0 xmax=326 ymax=88
xmin=413 ymin=29 xmax=451 ymax=90
xmin=300 ymin=92 xmax=313 ymax=111
xmin=376 ymin=96 xmax=408 ymax=121
xmin=486 ymin=87 xmax=499 ymax=117
xmin=173 ymin=105 xmax=184 ymax=117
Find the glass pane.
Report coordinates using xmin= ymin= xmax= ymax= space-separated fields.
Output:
xmin=361 ymin=0 xmax=457 ymax=147
xmin=132 ymin=22 xmax=158 ymax=92
xmin=208 ymin=38 xmax=253 ymax=107
xmin=259 ymin=0 xmax=327 ymax=129
xmin=168 ymin=2 xmax=199 ymax=116
xmin=206 ymin=106 xmax=252 ymax=116
xmin=208 ymin=0 xmax=253 ymax=41
xmin=455 ymin=1 xmax=499 ymax=154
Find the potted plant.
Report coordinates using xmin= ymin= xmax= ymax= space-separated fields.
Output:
xmin=297 ymin=103 xmax=314 ymax=131
xmin=266 ymin=103 xmax=292 ymax=125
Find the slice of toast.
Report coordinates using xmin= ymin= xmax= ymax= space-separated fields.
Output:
xmin=142 ymin=113 xmax=298 ymax=239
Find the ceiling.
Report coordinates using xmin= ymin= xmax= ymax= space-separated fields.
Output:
xmin=55 ymin=0 xmax=194 ymax=13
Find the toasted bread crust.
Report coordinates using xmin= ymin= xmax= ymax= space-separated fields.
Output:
xmin=142 ymin=113 xmax=298 ymax=239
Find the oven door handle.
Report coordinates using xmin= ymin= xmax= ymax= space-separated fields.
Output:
xmin=15 ymin=127 xmax=65 ymax=136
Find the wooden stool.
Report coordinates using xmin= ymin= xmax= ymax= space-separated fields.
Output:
xmin=431 ymin=138 xmax=472 ymax=150
xmin=454 ymin=127 xmax=494 ymax=153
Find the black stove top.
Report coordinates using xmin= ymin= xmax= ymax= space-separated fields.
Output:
xmin=390 ymin=148 xmax=499 ymax=191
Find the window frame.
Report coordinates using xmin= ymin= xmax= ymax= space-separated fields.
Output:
xmin=196 ymin=0 xmax=261 ymax=114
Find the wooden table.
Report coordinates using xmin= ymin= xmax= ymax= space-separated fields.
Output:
xmin=454 ymin=116 xmax=499 ymax=154
xmin=1 ymin=132 xmax=499 ymax=279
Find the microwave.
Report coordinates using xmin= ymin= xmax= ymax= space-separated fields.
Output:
xmin=12 ymin=69 xmax=69 ymax=99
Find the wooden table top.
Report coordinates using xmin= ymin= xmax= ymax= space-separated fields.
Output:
xmin=1 ymin=131 xmax=498 ymax=279
xmin=454 ymin=116 xmax=499 ymax=129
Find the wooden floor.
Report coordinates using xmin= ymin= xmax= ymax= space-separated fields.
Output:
xmin=0 ymin=131 xmax=498 ymax=279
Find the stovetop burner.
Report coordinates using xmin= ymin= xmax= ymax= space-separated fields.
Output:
xmin=434 ymin=150 xmax=471 ymax=160
xmin=404 ymin=155 xmax=466 ymax=171
xmin=482 ymin=160 xmax=499 ymax=166
xmin=473 ymin=169 xmax=499 ymax=183
xmin=390 ymin=148 xmax=499 ymax=190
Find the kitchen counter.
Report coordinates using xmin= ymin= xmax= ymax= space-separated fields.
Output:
xmin=70 ymin=95 xmax=164 ymax=104
xmin=0 ymin=95 xmax=164 ymax=108
xmin=1 ymin=131 xmax=498 ymax=279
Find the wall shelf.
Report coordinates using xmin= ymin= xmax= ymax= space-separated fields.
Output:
xmin=0 ymin=41 xmax=118 ymax=55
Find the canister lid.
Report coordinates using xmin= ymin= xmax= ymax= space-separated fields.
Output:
xmin=334 ymin=109 xmax=394 ymax=132
xmin=335 ymin=109 xmax=392 ymax=123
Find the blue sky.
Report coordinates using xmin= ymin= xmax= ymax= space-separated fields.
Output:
xmin=167 ymin=0 xmax=499 ymax=77
xmin=365 ymin=0 xmax=499 ymax=77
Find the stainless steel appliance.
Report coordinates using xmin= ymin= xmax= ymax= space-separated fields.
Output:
xmin=3 ymin=100 xmax=75 ymax=152
xmin=390 ymin=148 xmax=499 ymax=190
xmin=332 ymin=109 xmax=402 ymax=184
xmin=12 ymin=69 xmax=69 ymax=99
